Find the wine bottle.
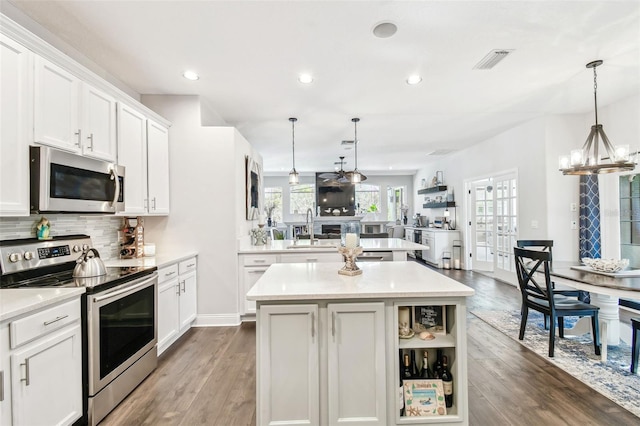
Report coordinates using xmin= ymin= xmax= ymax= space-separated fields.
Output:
xmin=401 ymin=353 xmax=413 ymax=380
xmin=409 ymin=350 xmax=419 ymax=378
xmin=420 ymin=350 xmax=432 ymax=378
xmin=433 ymin=349 xmax=444 ymax=379
xmin=441 ymin=355 xmax=453 ymax=408
xmin=399 ymin=356 xmax=405 ymax=416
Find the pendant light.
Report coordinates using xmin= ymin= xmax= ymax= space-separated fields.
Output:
xmin=346 ymin=117 xmax=367 ymax=183
xmin=559 ymin=60 xmax=635 ymax=175
xmin=288 ymin=117 xmax=299 ymax=185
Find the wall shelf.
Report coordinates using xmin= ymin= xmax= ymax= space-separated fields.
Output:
xmin=423 ymin=201 xmax=456 ymax=209
xmin=417 ymin=185 xmax=448 ymax=195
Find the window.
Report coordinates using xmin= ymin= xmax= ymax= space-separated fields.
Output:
xmin=355 ymin=184 xmax=380 ymax=215
xmin=264 ymin=187 xmax=283 ymax=223
xmin=290 ymin=184 xmax=315 ymax=214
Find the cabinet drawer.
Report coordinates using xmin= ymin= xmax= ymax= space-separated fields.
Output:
xmin=242 ymin=255 xmax=277 ymax=266
xmin=10 ymin=299 xmax=80 ymax=349
xmin=157 ymin=264 xmax=179 ymax=283
xmin=279 ymin=253 xmax=342 ymax=263
xmin=179 ymin=257 xmax=197 ymax=275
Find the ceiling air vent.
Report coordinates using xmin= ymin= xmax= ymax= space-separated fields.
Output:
xmin=427 ymin=149 xmax=456 ymax=156
xmin=341 ymin=140 xmax=354 ymax=150
xmin=473 ymin=49 xmax=514 ymax=70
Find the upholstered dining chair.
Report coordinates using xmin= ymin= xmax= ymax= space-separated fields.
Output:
xmin=514 ymin=247 xmax=601 ymax=358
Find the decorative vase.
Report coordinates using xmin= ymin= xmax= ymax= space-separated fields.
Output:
xmin=267 ymin=217 xmax=272 ymax=227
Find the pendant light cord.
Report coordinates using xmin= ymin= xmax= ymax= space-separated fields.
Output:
xmin=290 ymin=117 xmax=297 ymax=170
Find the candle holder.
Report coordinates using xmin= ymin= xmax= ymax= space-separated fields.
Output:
xmin=338 ymin=246 xmax=363 ymax=276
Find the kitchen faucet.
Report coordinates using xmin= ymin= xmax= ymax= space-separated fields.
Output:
xmin=306 ymin=208 xmax=315 ymax=244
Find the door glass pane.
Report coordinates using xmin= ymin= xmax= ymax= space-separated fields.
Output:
xmin=476 ymin=188 xmax=486 ymax=200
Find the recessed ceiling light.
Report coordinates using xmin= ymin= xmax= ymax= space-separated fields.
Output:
xmin=407 ymin=75 xmax=422 ymax=85
xmin=183 ymin=70 xmax=199 ymax=81
xmin=298 ymin=73 xmax=314 ymax=84
xmin=373 ymin=22 xmax=398 ymax=38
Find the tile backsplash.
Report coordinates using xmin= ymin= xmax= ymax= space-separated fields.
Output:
xmin=0 ymin=215 xmax=122 ymax=259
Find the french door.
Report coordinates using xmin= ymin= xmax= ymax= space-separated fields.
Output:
xmin=470 ymin=172 xmax=518 ymax=281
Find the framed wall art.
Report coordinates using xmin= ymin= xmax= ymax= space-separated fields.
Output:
xmin=413 ymin=305 xmax=446 ymax=335
xmin=246 ymin=155 xmax=262 ymax=220
xmin=403 ymin=379 xmax=447 ymax=416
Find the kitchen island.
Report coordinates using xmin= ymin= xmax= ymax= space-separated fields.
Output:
xmin=237 ymin=238 xmax=429 ymax=316
xmin=247 ymin=261 xmax=474 ymax=426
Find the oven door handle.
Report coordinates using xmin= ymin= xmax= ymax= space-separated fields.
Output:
xmin=93 ymin=277 xmax=154 ymax=303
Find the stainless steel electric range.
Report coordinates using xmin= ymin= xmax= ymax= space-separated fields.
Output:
xmin=0 ymin=235 xmax=158 ymax=426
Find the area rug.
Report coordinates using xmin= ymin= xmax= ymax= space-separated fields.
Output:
xmin=471 ymin=310 xmax=640 ymax=417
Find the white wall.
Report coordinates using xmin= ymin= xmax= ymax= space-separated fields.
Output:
xmin=413 ymin=93 xmax=640 ymax=268
xmin=141 ymin=95 xmax=262 ymax=326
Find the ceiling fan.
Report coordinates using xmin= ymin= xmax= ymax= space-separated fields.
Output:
xmin=318 ymin=156 xmax=350 ymax=184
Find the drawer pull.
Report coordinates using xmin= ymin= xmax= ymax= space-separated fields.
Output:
xmin=252 ymin=259 xmax=266 ymax=263
xmin=186 ymin=263 xmax=195 ymax=267
xmin=164 ymin=271 xmax=176 ymax=277
xmin=248 ymin=270 xmax=263 ymax=274
xmin=307 ymin=258 xmax=318 ymax=262
xmin=44 ymin=315 xmax=69 ymax=326
xmin=20 ymin=359 xmax=30 ymax=386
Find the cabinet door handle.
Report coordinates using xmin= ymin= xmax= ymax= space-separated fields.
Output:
xmin=144 ymin=199 xmax=148 ymax=210
xmin=181 ymin=280 xmax=186 ymax=293
xmin=0 ymin=370 xmax=4 ymax=401
xmin=176 ymin=283 xmax=181 ymax=295
xmin=20 ymin=359 xmax=30 ymax=386
xmin=311 ymin=312 xmax=315 ymax=338
xmin=152 ymin=197 xmax=156 ymax=210
xmin=74 ymin=129 xmax=82 ymax=147
xmin=87 ymin=133 xmax=94 ymax=150
xmin=331 ymin=312 xmax=336 ymax=338
xmin=44 ymin=314 xmax=69 ymax=326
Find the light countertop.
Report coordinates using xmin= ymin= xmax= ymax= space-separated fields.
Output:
xmin=246 ymin=262 xmax=474 ymax=301
xmin=238 ymin=238 xmax=427 ymax=254
xmin=404 ymin=227 xmax=460 ymax=233
xmin=103 ymin=252 xmax=198 ymax=268
xmin=0 ymin=288 xmax=86 ymax=322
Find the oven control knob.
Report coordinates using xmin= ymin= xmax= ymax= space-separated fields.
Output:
xmin=73 ymin=245 xmax=81 ymax=253
xmin=24 ymin=251 xmax=34 ymax=261
xmin=9 ymin=252 xmax=22 ymax=263
xmin=82 ymin=244 xmax=90 ymax=251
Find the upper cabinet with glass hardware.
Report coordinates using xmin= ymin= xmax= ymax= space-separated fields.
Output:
xmin=34 ymin=57 xmax=117 ymax=162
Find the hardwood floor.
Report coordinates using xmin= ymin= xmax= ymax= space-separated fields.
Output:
xmin=102 ymin=267 xmax=638 ymax=426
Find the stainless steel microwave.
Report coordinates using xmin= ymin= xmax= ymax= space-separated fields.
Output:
xmin=30 ymin=146 xmax=125 ymax=214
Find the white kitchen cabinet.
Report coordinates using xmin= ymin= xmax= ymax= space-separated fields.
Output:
xmin=256 ymin=302 xmax=386 ymax=426
xmin=327 ymin=302 xmax=387 ymax=425
xmin=239 ymin=255 xmax=277 ymax=316
xmin=1 ymin=298 xmax=82 ymax=426
xmin=157 ymin=258 xmax=197 ymax=355
xmin=405 ymin=228 xmax=415 ymax=258
xmin=146 ymin=119 xmax=171 ymax=215
xmin=118 ymin=105 xmax=171 ymax=216
xmin=81 ymin=83 xmax=117 ymax=161
xmin=178 ymin=258 xmax=197 ymax=330
xmin=258 ymin=304 xmax=319 ymax=426
xmin=157 ymin=264 xmax=180 ymax=354
xmin=117 ymin=103 xmax=148 ymax=214
xmin=422 ymin=231 xmax=460 ymax=268
xmin=0 ymin=35 xmax=32 ymax=217
xmin=34 ymin=56 xmax=116 ymax=162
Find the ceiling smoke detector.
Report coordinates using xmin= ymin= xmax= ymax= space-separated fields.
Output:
xmin=473 ymin=49 xmax=514 ymax=70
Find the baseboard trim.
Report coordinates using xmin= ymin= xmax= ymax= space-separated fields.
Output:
xmin=194 ymin=313 xmax=241 ymax=327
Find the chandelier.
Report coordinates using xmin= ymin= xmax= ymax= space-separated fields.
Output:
xmin=559 ymin=60 xmax=634 ymax=175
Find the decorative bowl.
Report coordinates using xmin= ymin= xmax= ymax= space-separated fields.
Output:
xmin=332 ymin=209 xmax=341 ymax=216
xmin=581 ymin=258 xmax=629 ymax=273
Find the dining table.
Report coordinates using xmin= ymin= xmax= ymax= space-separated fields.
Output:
xmin=548 ymin=262 xmax=640 ymax=362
